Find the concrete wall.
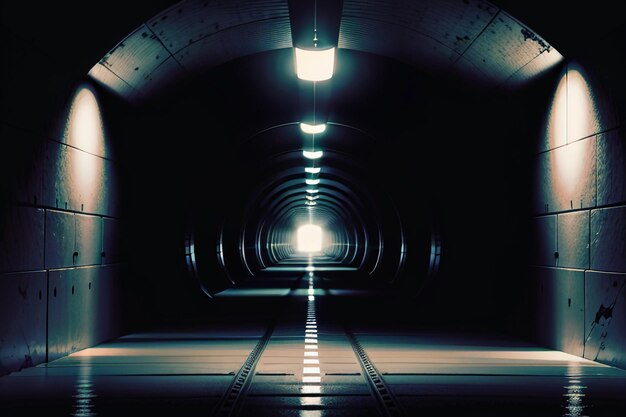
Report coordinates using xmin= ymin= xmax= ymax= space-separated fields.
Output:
xmin=530 ymin=46 xmax=626 ymax=368
xmin=0 ymin=78 xmax=123 ymax=374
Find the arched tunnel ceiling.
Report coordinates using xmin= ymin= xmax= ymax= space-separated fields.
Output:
xmin=89 ymin=0 xmax=292 ymax=100
xmin=88 ymin=0 xmax=564 ymax=102
xmin=5 ymin=0 xmax=619 ymax=279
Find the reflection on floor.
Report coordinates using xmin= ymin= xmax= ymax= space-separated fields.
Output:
xmin=1 ymin=273 xmax=625 ymax=416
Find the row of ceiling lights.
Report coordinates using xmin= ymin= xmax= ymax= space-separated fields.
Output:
xmin=294 ymin=42 xmax=336 ymax=208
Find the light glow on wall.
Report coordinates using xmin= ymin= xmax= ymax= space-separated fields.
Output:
xmin=552 ymin=136 xmax=592 ymax=201
xmin=543 ymin=74 xmax=567 ymax=150
xmin=545 ymin=65 xmax=597 ymax=150
xmin=567 ymin=66 xmax=596 ymax=143
xmin=546 ymin=65 xmax=598 ymax=206
xmin=63 ymin=85 xmax=108 ymax=212
xmin=66 ymin=87 xmax=106 ymax=156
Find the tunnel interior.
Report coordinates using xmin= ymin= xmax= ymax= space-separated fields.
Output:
xmin=123 ymin=45 xmax=529 ymax=327
xmin=2 ymin=0 xmax=626 ymax=415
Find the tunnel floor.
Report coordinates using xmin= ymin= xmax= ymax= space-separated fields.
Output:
xmin=1 ymin=273 xmax=626 ymax=416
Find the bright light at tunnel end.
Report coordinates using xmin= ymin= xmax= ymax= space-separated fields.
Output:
xmin=297 ymin=224 xmax=323 ymax=253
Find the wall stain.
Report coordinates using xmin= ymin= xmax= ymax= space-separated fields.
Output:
xmin=584 ymin=280 xmax=625 ymax=361
xmin=17 ymin=284 xmax=27 ymax=300
xmin=594 ymin=304 xmax=613 ymax=323
xmin=19 ymin=354 xmax=33 ymax=371
xmin=521 ymin=28 xmax=551 ymax=53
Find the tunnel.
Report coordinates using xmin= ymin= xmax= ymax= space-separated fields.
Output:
xmin=1 ymin=0 xmax=626 ymax=415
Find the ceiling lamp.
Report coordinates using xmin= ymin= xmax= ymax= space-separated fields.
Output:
xmin=300 ymin=123 xmax=326 ymax=134
xmin=303 ymin=150 xmax=323 ymax=159
xmin=305 ymin=167 xmax=321 ymax=174
xmin=306 ymin=179 xmax=320 ymax=185
xmin=295 ymin=47 xmax=335 ymax=81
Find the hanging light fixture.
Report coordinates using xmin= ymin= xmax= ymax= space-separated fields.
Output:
xmin=303 ymin=150 xmax=323 ymax=159
xmin=294 ymin=47 xmax=336 ymax=82
xmin=300 ymin=122 xmax=326 ymax=134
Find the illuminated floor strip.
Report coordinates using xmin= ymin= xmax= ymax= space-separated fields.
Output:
xmin=302 ymin=274 xmax=322 ymax=394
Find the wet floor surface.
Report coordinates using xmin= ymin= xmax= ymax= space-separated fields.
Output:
xmin=1 ymin=273 xmax=625 ymax=416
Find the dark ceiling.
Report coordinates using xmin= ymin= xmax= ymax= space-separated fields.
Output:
xmin=3 ymin=0 xmax=624 ymax=83
xmin=84 ymin=0 xmax=566 ymax=102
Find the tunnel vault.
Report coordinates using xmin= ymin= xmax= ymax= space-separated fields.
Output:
xmin=2 ymin=0 xmax=626 ymax=381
